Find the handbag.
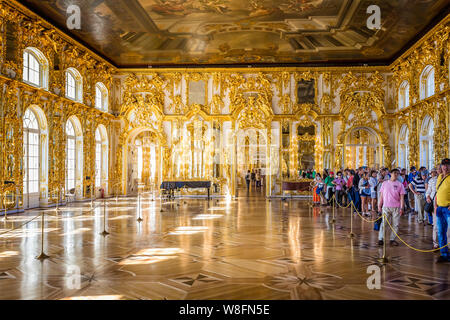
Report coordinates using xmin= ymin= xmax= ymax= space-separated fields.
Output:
xmin=424 ymin=198 xmax=434 ymax=213
xmin=424 ymin=175 xmax=449 ymax=213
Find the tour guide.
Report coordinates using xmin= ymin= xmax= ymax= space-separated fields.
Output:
xmin=435 ymin=158 xmax=450 ymax=263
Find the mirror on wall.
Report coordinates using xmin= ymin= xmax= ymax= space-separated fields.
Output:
xmin=297 ymin=125 xmax=315 ymax=171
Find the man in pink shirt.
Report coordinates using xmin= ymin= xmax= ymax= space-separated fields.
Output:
xmin=377 ymin=169 xmax=405 ymax=246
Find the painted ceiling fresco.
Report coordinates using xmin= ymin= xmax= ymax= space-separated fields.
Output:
xmin=17 ymin=0 xmax=450 ymax=67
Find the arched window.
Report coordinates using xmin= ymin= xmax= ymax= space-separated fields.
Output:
xmin=66 ymin=120 xmax=76 ymax=191
xmin=23 ymin=107 xmax=48 ymax=209
xmin=23 ymin=47 xmax=49 ymax=89
xmin=398 ymin=125 xmax=409 ymax=169
xmin=398 ymin=81 xmax=409 ymax=109
xmin=65 ymin=68 xmax=83 ymax=102
xmin=135 ymin=139 xmax=143 ymax=181
xmin=95 ymin=82 xmax=108 ymax=111
xmin=323 ymin=152 xmax=331 ymax=170
xmin=420 ymin=116 xmax=434 ymax=169
xmin=420 ymin=65 xmax=435 ymax=100
xmin=95 ymin=125 xmax=108 ymax=194
xmin=344 ymin=128 xmax=381 ymax=169
xmin=65 ymin=117 xmax=84 ymax=197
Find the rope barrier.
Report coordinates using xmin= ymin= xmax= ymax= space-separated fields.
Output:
xmin=331 ymin=194 xmax=352 ymax=209
xmin=349 ymin=200 xmax=382 ymax=223
xmin=326 ymin=192 xmax=448 ymax=254
xmin=0 ymin=212 xmax=42 ymax=236
xmin=330 ymin=194 xmax=382 ymax=223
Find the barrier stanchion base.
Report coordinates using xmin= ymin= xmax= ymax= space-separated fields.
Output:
xmin=330 ymin=219 xmax=336 ymax=224
xmin=348 ymin=233 xmax=355 ymax=238
xmin=100 ymin=230 xmax=110 ymax=236
xmin=378 ymin=257 xmax=389 ymax=264
xmin=36 ymin=252 xmax=50 ymax=261
xmin=137 ymin=217 xmax=143 ymax=222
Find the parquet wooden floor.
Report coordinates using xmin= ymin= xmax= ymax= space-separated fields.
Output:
xmin=0 ymin=190 xmax=449 ymax=300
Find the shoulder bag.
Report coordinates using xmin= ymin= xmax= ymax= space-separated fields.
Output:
xmin=424 ymin=175 xmax=449 ymax=213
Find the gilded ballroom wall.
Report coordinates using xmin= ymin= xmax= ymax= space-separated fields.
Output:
xmin=0 ymin=1 xmax=449 ymax=211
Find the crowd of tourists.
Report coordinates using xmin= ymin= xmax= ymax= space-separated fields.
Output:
xmin=310 ymin=158 xmax=450 ymax=263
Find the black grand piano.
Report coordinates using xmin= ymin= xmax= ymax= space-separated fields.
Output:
xmin=160 ymin=181 xmax=212 ymax=200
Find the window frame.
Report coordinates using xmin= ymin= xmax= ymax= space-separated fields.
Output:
xmin=95 ymin=82 xmax=108 ymax=111
xmin=420 ymin=65 xmax=435 ymax=100
xmin=23 ymin=109 xmax=40 ymax=195
xmin=65 ymin=68 xmax=83 ymax=103
xmin=66 ymin=120 xmax=77 ymax=192
xmin=22 ymin=48 xmax=49 ymax=90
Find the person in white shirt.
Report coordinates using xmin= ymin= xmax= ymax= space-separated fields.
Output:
xmin=426 ymin=167 xmax=439 ymax=248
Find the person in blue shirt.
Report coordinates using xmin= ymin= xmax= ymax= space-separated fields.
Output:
xmin=408 ymin=166 xmax=417 ymax=183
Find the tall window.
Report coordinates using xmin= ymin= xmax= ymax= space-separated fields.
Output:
xmin=66 ymin=72 xmax=76 ymax=100
xmin=66 ymin=120 xmax=76 ymax=191
xmin=136 ymin=139 xmax=143 ymax=181
xmin=420 ymin=116 xmax=434 ymax=169
xmin=95 ymin=128 xmax=102 ymax=188
xmin=398 ymin=125 xmax=409 ymax=169
xmin=94 ymin=125 xmax=108 ymax=192
xmin=65 ymin=68 xmax=83 ymax=102
xmin=398 ymin=81 xmax=409 ymax=109
xmin=95 ymin=82 xmax=108 ymax=111
xmin=23 ymin=51 xmax=40 ymax=86
xmin=23 ymin=48 xmax=48 ymax=89
xmin=23 ymin=109 xmax=40 ymax=195
xmin=420 ymin=65 xmax=435 ymax=100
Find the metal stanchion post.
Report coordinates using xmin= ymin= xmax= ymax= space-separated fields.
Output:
xmin=3 ymin=191 xmax=7 ymax=221
xmin=378 ymin=213 xmax=389 ymax=264
xmin=91 ymin=184 xmax=94 ymax=209
xmin=348 ymin=203 xmax=355 ymax=238
xmin=36 ymin=213 xmax=50 ymax=260
xmin=100 ymin=198 xmax=109 ymax=236
xmin=160 ymin=188 xmax=164 ymax=213
xmin=330 ymin=196 xmax=336 ymax=224
xmin=137 ymin=190 xmax=143 ymax=222
xmin=55 ymin=186 xmax=59 ymax=214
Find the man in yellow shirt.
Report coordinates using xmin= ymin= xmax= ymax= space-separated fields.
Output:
xmin=435 ymin=158 xmax=450 ymax=263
